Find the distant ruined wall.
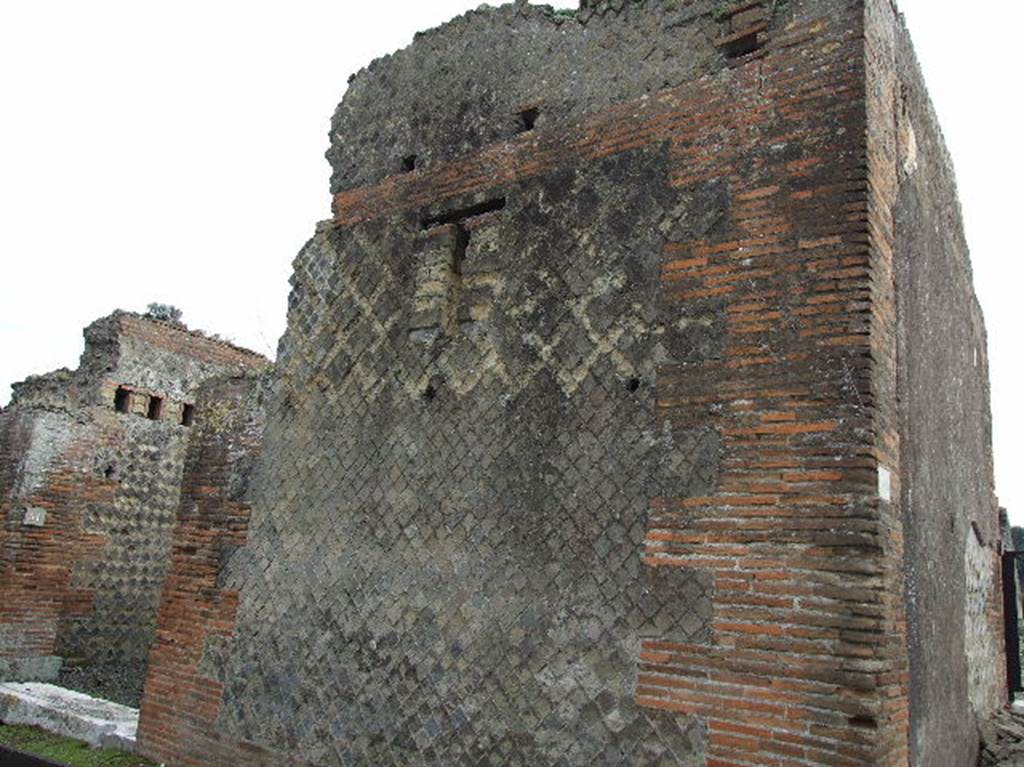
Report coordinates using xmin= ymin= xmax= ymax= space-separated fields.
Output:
xmin=0 ymin=313 xmax=266 ymax=705
xmin=865 ymin=1 xmax=1005 ymax=764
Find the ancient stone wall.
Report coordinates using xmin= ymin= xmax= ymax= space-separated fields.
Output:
xmin=0 ymin=313 xmax=266 ymax=705
xmin=865 ymin=0 xmax=1006 ymax=763
xmin=0 ymin=406 xmax=81 ymax=682
xmin=138 ymin=374 xmax=285 ymax=766
xmin=135 ymin=1 xmax=1004 ymax=765
xmin=139 ymin=0 xmax=923 ymax=764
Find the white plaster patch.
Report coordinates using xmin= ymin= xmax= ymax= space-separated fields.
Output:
xmin=964 ymin=531 xmax=1003 ymax=716
xmin=901 ymin=118 xmax=918 ymax=176
xmin=13 ymin=413 xmax=74 ymax=498
xmin=877 ymin=466 xmax=892 ymax=502
xmin=21 ymin=507 xmax=46 ymax=527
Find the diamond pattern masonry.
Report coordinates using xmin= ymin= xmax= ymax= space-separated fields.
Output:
xmin=206 ymin=146 xmax=719 ymax=766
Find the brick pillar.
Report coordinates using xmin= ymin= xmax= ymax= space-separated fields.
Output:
xmin=634 ymin=9 xmax=912 ymax=765
xmin=137 ymin=374 xmax=295 ymax=766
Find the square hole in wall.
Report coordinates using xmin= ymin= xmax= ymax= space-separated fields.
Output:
xmin=147 ymin=395 xmax=163 ymax=421
xmin=401 ymin=154 xmax=418 ymax=173
xmin=720 ymin=30 xmax=762 ymax=58
xmin=515 ymin=107 xmax=539 ymax=134
xmin=181 ymin=403 xmax=195 ymax=427
xmin=114 ymin=387 xmax=131 ymax=414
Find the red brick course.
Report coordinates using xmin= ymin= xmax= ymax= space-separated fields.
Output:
xmin=632 ymin=7 xmax=913 ymax=760
xmin=0 ymin=412 xmax=116 ymax=663
xmin=137 ymin=376 xmax=299 ymax=767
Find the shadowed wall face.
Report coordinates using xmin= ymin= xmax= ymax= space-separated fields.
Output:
xmin=867 ymin=3 xmax=1007 ymax=763
xmin=210 ymin=146 xmax=719 ymax=765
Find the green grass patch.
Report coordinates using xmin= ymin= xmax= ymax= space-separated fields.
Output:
xmin=0 ymin=724 xmax=156 ymax=767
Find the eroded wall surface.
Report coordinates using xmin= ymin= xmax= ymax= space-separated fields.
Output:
xmin=231 ymin=145 xmax=721 ymax=766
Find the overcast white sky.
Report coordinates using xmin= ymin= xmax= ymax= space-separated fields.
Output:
xmin=1 ymin=1 xmax=1021 ymax=520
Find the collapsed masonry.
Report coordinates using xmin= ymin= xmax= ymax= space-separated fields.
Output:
xmin=0 ymin=312 xmax=267 ymax=705
xmin=0 ymin=0 xmax=1010 ymax=765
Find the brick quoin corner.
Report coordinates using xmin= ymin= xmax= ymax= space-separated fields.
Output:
xmin=130 ymin=1 xmax=1005 ymax=765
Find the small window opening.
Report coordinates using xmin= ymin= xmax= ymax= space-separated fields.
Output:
xmin=848 ymin=715 xmax=878 ymax=730
xmin=181 ymin=403 xmax=195 ymax=427
xmin=516 ymin=107 xmax=539 ymax=134
xmin=147 ymin=395 xmax=163 ymax=421
xmin=722 ymin=32 xmax=761 ymax=58
xmin=401 ymin=154 xmax=418 ymax=173
xmin=626 ymin=377 xmax=641 ymax=393
xmin=103 ymin=464 xmax=117 ymax=480
xmin=114 ymin=387 xmax=131 ymax=414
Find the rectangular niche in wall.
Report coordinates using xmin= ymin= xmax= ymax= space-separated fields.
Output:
xmin=114 ymin=387 xmax=131 ymax=414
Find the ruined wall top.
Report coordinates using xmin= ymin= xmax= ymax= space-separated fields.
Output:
xmin=327 ymin=0 xmax=839 ymax=195
xmin=8 ymin=311 xmax=268 ymax=411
